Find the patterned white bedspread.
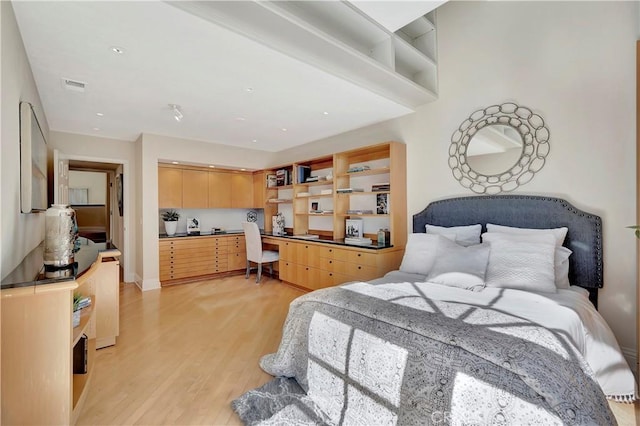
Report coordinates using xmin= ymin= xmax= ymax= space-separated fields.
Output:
xmin=252 ymin=281 xmax=617 ymax=425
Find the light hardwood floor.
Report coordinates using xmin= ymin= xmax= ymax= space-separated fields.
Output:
xmin=77 ymin=275 xmax=304 ymax=425
xmin=79 ymin=276 xmax=638 ymax=425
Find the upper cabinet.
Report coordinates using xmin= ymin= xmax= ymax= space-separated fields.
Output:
xmin=159 ymin=164 xmax=257 ymax=210
xmin=230 ymin=173 xmax=254 ymax=208
xmin=208 ymin=171 xmax=232 ymax=208
xmin=182 ymin=170 xmax=209 ymax=209
xmin=158 ymin=166 xmax=183 ymax=208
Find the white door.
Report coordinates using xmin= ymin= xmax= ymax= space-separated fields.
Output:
xmin=53 ymin=149 xmax=69 ymax=205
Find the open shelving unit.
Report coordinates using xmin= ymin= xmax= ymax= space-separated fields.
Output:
xmin=262 ymin=141 xmax=406 ymax=247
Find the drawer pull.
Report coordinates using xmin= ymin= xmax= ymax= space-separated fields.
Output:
xmin=329 ymin=260 xmax=332 ymax=264
xmin=329 ymin=273 xmax=333 ymax=276
xmin=358 ymin=266 xmax=362 ymax=270
xmin=357 ymin=253 xmax=362 ymax=257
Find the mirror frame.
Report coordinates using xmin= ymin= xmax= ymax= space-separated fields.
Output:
xmin=448 ymin=102 xmax=550 ymax=194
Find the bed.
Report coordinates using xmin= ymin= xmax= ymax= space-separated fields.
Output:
xmin=233 ymin=195 xmax=636 ymax=425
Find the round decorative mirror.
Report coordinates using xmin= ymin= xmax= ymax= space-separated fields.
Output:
xmin=449 ymin=102 xmax=550 ymax=194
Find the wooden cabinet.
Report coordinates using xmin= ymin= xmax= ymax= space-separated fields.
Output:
xmin=253 ymin=171 xmax=265 ymax=208
xmin=208 ymin=171 xmax=232 ymax=208
xmin=95 ymin=255 xmax=120 ymax=349
xmin=158 ymin=166 xmax=183 ymax=208
xmin=182 ymin=170 xmax=209 ymax=209
xmin=1 ymin=250 xmax=120 ymax=425
xmin=231 ymin=173 xmax=254 ymax=208
xmin=159 ymin=234 xmax=248 ymax=285
xmin=227 ymin=235 xmax=247 ymax=271
xmin=276 ymin=238 xmax=403 ymax=291
xmin=159 ymin=165 xmax=256 ymax=209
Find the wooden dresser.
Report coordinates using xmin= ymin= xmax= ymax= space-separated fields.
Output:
xmin=1 ymin=244 xmax=120 ymax=424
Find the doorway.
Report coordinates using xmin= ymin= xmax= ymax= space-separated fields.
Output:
xmin=66 ymin=160 xmax=126 ymax=280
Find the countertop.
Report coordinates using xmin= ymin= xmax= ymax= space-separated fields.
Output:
xmin=1 ymin=238 xmax=119 ymax=290
xmin=160 ymin=230 xmax=392 ymax=250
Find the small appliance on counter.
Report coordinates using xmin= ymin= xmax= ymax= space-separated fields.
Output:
xmin=44 ymin=204 xmax=78 ymax=267
xmin=211 ymin=227 xmax=224 ymax=234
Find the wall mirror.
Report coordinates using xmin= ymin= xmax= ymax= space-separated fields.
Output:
xmin=448 ymin=102 xmax=550 ymax=194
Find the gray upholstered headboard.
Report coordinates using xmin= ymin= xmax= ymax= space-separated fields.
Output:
xmin=413 ymin=195 xmax=603 ymax=307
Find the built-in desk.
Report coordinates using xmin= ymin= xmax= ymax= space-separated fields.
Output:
xmin=260 ymin=234 xmax=404 ymax=291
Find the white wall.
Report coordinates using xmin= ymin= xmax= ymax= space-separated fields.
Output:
xmin=283 ymin=1 xmax=639 ymax=359
xmin=69 ymin=170 xmax=106 ymax=204
xmin=1 ymin=1 xmax=49 ymax=279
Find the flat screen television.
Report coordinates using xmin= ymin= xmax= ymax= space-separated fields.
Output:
xmin=20 ymin=101 xmax=48 ymax=213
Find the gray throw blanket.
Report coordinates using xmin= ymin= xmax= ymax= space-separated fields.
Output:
xmin=233 ymin=282 xmax=615 ymax=425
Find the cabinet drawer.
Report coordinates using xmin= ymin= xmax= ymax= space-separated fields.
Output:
xmin=320 ymin=257 xmax=347 ymax=274
xmin=279 ymin=241 xmax=296 ymax=262
xmin=347 ymin=250 xmax=377 ymax=267
xmin=345 ymin=263 xmax=378 ymax=281
xmin=228 ymin=243 xmax=246 ymax=254
xmin=228 ymin=252 xmax=246 ymax=270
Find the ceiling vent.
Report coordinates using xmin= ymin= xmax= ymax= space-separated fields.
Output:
xmin=61 ymin=78 xmax=86 ymax=92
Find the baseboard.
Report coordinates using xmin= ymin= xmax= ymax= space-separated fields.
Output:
xmin=621 ymin=346 xmax=638 ymax=374
xmin=141 ymin=278 xmax=161 ymax=291
xmin=134 ymin=274 xmax=143 ymax=291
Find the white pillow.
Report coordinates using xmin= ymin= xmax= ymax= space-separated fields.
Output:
xmin=486 ymin=223 xmax=568 ymax=247
xmin=485 ymin=239 xmax=557 ymax=293
xmin=482 ymin=233 xmax=572 ymax=289
xmin=554 ymin=246 xmax=572 ymax=289
xmin=399 ymin=233 xmax=441 ymax=276
xmin=426 ymin=236 xmax=490 ymax=290
xmin=426 ymin=224 xmax=482 ymax=246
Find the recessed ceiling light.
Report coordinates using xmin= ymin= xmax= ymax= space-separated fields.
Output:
xmin=236 ymin=117 xmax=246 ymax=121
xmin=110 ymin=46 xmax=125 ymax=55
xmin=245 ymin=87 xmax=253 ymax=92
xmin=252 ymin=139 xmax=258 ymax=143
xmin=209 ymin=165 xmax=216 ymax=168
xmin=171 ymin=161 xmax=179 ymax=165
xmin=281 ymin=128 xmax=287 ymax=132
xmin=323 ymin=111 xmax=329 ymax=115
xmin=96 ymin=112 xmax=104 ymax=117
xmin=93 ymin=127 xmax=100 ymax=131
xmin=240 ymin=168 xmax=246 ymax=171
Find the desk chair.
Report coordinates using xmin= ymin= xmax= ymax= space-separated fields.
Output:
xmin=242 ymin=222 xmax=279 ymax=283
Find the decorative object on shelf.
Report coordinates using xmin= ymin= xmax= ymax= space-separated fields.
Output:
xmin=272 ymin=212 xmax=285 ymax=235
xmin=372 ymin=182 xmax=390 ymax=192
xmin=310 ymin=202 xmax=319 ymax=213
xmin=187 ymin=217 xmax=200 ymax=235
xmin=347 ymin=165 xmax=371 ymax=173
xmin=44 ymin=204 xmax=78 ymax=267
xmin=336 ymin=187 xmax=364 ymax=193
xmin=326 ymin=173 xmax=333 ymax=182
xmin=345 ymin=218 xmax=363 ymax=238
xmin=276 ymin=169 xmax=288 ymax=186
xmin=376 ymin=193 xmax=389 ymax=214
xmin=320 ymin=189 xmax=333 ymax=195
xmin=267 ymin=174 xmax=277 ymax=188
xmin=345 ymin=237 xmax=372 ymax=245
xmin=377 ymin=228 xmax=391 ymax=246
xmin=162 ymin=209 xmax=180 ymax=236
xmin=449 ymin=102 xmax=550 ymax=194
xmin=296 ymin=165 xmax=311 ymax=184
xmin=247 ymin=210 xmax=258 ymax=222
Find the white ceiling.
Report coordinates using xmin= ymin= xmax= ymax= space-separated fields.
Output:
xmin=12 ymin=1 xmax=440 ymax=153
